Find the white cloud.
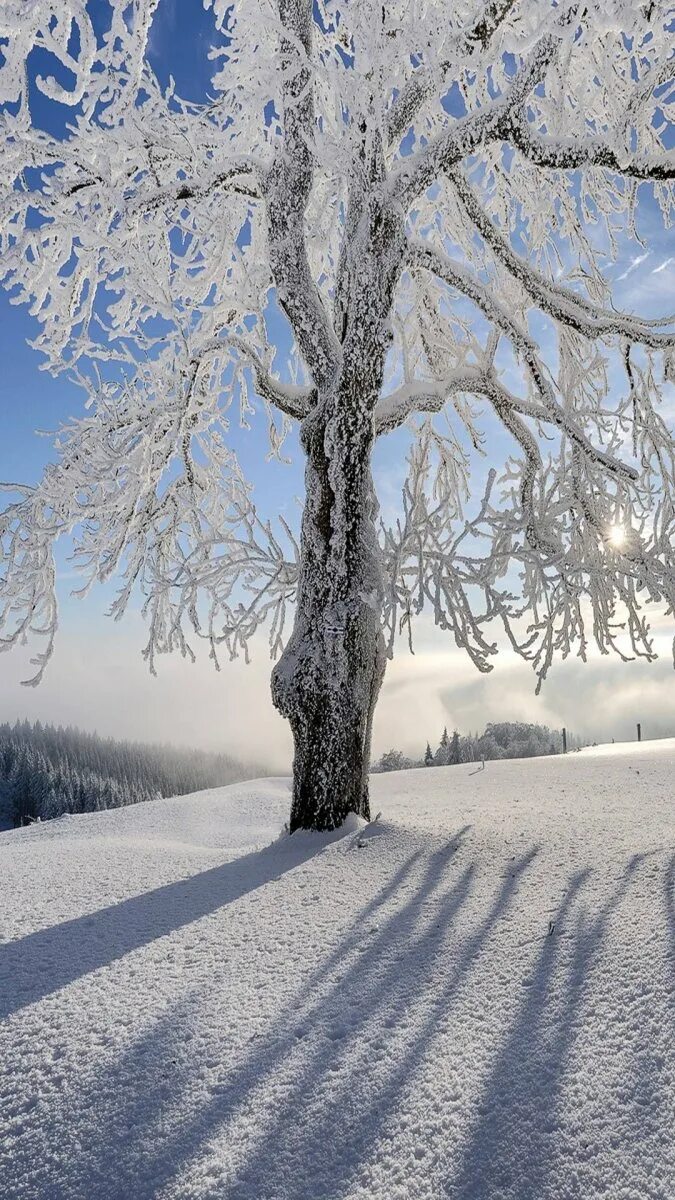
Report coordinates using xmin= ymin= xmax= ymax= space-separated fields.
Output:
xmin=616 ymin=252 xmax=650 ymax=282
xmin=372 ymin=615 xmax=675 ymax=758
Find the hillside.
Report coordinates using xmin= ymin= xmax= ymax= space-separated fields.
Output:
xmin=1 ymin=741 xmax=674 ymax=1199
xmin=0 ymin=720 xmax=260 ymax=829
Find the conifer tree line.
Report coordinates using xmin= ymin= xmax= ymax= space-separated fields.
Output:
xmin=373 ymin=722 xmax=581 ymax=773
xmin=0 ymin=720 xmax=260 ymax=828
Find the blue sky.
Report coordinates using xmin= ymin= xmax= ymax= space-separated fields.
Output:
xmin=0 ymin=2 xmax=674 ymax=762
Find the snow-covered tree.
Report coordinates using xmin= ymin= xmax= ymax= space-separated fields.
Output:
xmin=1 ymin=2 xmax=674 ymax=831
xmin=0 ymin=719 xmax=253 ymax=824
xmin=424 ymin=742 xmax=434 ymax=767
xmin=435 ymin=727 xmax=451 ymax=766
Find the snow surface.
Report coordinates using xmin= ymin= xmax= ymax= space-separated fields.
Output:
xmin=1 ymin=741 xmax=674 ymax=1200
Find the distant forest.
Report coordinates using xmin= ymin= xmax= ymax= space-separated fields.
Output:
xmin=0 ymin=720 xmax=261 ymax=828
xmin=373 ymin=722 xmax=583 ymax=773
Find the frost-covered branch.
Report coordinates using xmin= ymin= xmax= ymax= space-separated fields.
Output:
xmin=375 ymin=369 xmax=485 ymax=434
xmin=0 ymin=360 xmax=300 ymax=684
xmin=448 ymin=169 xmax=675 ymax=350
xmin=128 ymin=162 xmax=262 ymax=214
xmin=391 ymin=34 xmax=561 ymax=206
xmin=506 ymin=113 xmax=675 ymax=182
xmin=385 ymin=0 xmax=519 ymax=146
xmin=264 ymin=0 xmax=341 ymax=392
xmin=406 ymin=237 xmax=641 ymax=482
xmin=0 ymin=0 xmax=673 ymax=713
xmin=193 ymin=335 xmax=314 ymax=420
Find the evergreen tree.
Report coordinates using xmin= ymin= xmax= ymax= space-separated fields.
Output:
xmin=435 ymin=728 xmax=450 ymax=767
xmin=424 ymin=742 xmax=433 ymax=767
xmin=0 ymin=720 xmax=260 ymax=827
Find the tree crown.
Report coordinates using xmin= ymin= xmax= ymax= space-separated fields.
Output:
xmin=0 ymin=0 xmax=674 ymax=687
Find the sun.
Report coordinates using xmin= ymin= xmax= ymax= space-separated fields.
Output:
xmin=606 ymin=524 xmax=628 ymax=550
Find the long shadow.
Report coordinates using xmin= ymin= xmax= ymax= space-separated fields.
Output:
xmin=447 ymin=855 xmax=648 ymax=1199
xmin=0 ymin=833 xmax=335 ymax=1020
xmin=218 ymin=847 xmax=538 ymax=1200
xmin=666 ymin=856 xmax=675 ymax=1037
xmin=38 ymin=834 xmax=536 ymax=1200
xmin=666 ymin=856 xmax=675 ymax=977
xmin=15 ymin=830 xmax=476 ymax=1200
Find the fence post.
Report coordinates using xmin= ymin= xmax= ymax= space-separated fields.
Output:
xmin=637 ymin=722 xmax=641 ymax=743
xmin=562 ymin=727 xmax=567 ymax=754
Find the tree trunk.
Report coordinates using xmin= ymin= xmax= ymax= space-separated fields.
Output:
xmin=271 ymin=393 xmax=387 ymax=832
xmin=270 ymin=156 xmax=403 ymax=831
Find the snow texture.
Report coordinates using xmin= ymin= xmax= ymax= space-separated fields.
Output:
xmin=1 ymin=740 xmax=673 ymax=1199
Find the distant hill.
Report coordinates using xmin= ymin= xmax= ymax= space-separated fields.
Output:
xmin=0 ymin=719 xmax=264 ymax=828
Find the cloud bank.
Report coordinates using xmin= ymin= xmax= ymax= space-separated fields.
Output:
xmin=0 ymin=612 xmax=672 ymax=771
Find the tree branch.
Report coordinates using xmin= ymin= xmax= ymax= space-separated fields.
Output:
xmin=386 ymin=0 xmax=519 ymax=147
xmin=377 ymin=360 xmax=554 ymax=552
xmin=449 ymin=168 xmax=675 ymax=348
xmin=374 ymin=368 xmax=484 ymax=433
xmin=264 ymin=0 xmax=341 ymax=393
xmin=127 ymin=161 xmax=262 ymax=215
xmin=192 ymin=335 xmax=315 ymax=420
xmin=506 ymin=111 xmax=675 ymax=181
xmin=252 ymin=370 xmax=315 ymax=420
xmin=391 ymin=35 xmax=560 ymax=206
xmin=406 ymin=237 xmax=639 ymax=481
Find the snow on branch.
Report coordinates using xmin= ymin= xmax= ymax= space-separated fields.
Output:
xmin=506 ymin=113 xmax=675 ymax=182
xmin=0 ymin=0 xmax=160 ymax=110
xmin=0 ymin=357 xmax=300 ymax=684
xmin=375 ymin=369 xmax=486 ymax=434
xmin=407 ymin=237 xmax=640 ymax=482
xmin=385 ymin=0 xmax=519 ymax=147
xmin=264 ymin=0 xmax=342 ymax=393
xmin=391 ymin=34 xmax=561 ymax=206
xmin=448 ymin=169 xmax=675 ymax=350
xmin=379 ymin=402 xmax=675 ymax=689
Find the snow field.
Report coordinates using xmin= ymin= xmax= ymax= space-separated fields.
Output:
xmin=0 ymin=741 xmax=674 ymax=1199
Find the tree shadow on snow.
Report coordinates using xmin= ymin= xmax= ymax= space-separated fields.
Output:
xmin=445 ymin=853 xmax=651 ymax=1200
xmin=0 ymin=832 xmax=334 ymax=1020
xmin=666 ymin=855 xmax=675 ymax=976
xmin=210 ymin=846 xmax=539 ymax=1200
xmin=20 ymin=826 xmax=480 ymax=1200
xmin=6 ymin=838 xmax=657 ymax=1200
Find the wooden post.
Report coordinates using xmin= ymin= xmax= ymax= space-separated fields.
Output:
xmin=637 ymin=722 xmax=641 ymax=743
xmin=562 ymin=727 xmax=567 ymax=754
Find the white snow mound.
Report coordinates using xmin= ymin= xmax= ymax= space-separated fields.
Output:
xmin=1 ymin=740 xmax=674 ymax=1199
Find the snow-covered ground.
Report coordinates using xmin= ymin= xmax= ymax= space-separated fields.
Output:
xmin=1 ymin=740 xmax=674 ymax=1200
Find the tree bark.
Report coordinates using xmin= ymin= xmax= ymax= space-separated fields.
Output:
xmin=271 ymin=392 xmax=387 ymax=832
